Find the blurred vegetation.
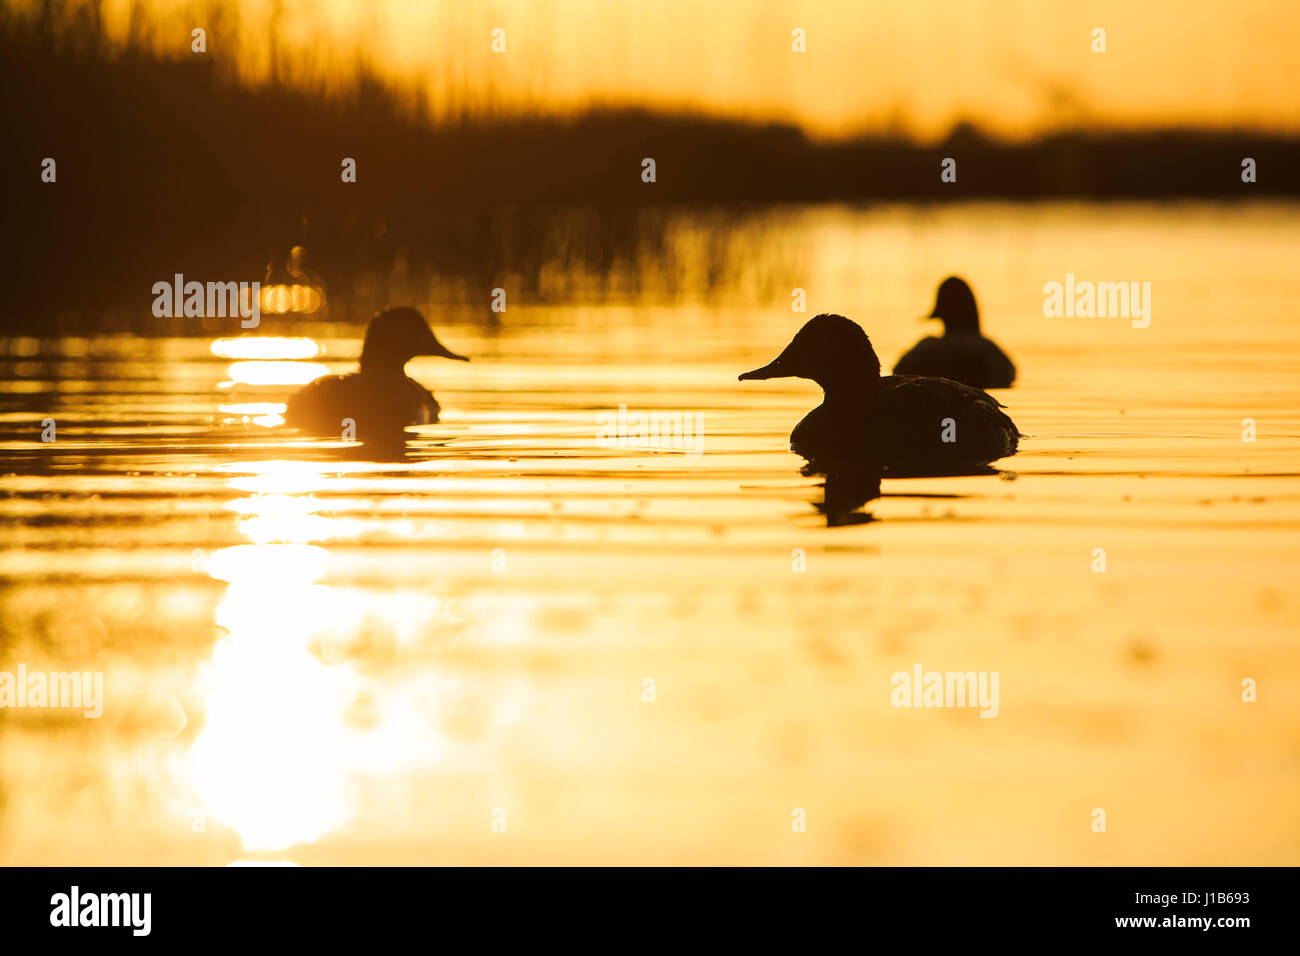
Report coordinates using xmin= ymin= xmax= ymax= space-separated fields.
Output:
xmin=3 ymin=0 xmax=1298 ymax=326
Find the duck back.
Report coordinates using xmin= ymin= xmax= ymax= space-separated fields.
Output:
xmin=285 ymin=372 xmax=441 ymax=437
xmin=892 ymin=335 xmax=1015 ymax=389
xmin=792 ymin=375 xmax=1018 ymax=474
xmin=873 ymin=375 xmax=1018 ymax=470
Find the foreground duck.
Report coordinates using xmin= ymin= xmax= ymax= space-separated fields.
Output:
xmin=285 ymin=307 xmax=468 ymax=438
xmin=893 ymin=277 xmax=1016 ymax=388
xmin=740 ymin=314 xmax=1018 ymax=474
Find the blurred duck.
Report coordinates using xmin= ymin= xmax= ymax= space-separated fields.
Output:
xmin=285 ymin=307 xmax=468 ymax=438
xmin=740 ymin=313 xmax=1018 ymax=473
xmin=893 ymin=277 xmax=1016 ymax=388
xmin=262 ymin=255 xmax=293 ymax=288
xmin=286 ymin=245 xmax=326 ymax=291
xmin=263 ymin=245 xmax=327 ymax=316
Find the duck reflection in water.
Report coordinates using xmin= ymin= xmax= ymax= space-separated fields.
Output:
xmin=740 ymin=313 xmax=1020 ymax=525
xmin=814 ymin=466 xmax=884 ymax=527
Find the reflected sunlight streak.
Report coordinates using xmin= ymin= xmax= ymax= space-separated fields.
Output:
xmin=190 ymin=477 xmax=353 ymax=852
xmin=189 ymin=574 xmax=355 ymax=852
xmin=226 ymin=361 xmax=329 ymax=386
xmin=218 ymin=461 xmax=333 ymax=496
xmin=211 ymin=338 xmax=321 ymax=360
xmin=188 ymin=476 xmax=459 ymax=856
xmin=220 ymin=402 xmax=288 ymax=428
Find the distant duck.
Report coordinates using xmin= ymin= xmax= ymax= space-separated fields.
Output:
xmin=287 ymin=245 xmax=326 ymax=292
xmin=893 ymin=277 xmax=1016 ymax=388
xmin=284 ymin=307 xmax=468 ymax=438
xmin=263 ymin=245 xmax=327 ymax=316
xmin=740 ymin=313 xmax=1019 ymax=474
xmin=263 ymin=256 xmax=293 ymax=288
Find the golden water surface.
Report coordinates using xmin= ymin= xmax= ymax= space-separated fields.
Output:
xmin=1 ymin=203 xmax=1297 ymax=864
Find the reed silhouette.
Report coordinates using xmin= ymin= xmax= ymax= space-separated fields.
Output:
xmin=4 ymin=2 xmax=1298 ymax=326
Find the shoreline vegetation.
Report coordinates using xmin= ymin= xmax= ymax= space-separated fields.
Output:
xmin=3 ymin=2 xmax=1299 ymax=326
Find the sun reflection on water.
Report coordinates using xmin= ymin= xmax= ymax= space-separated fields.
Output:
xmin=213 ymin=336 xmax=328 ymax=397
xmin=224 ymin=360 xmax=329 ymax=387
xmin=186 ymin=460 xmax=472 ymax=857
xmin=219 ymin=402 xmax=288 ymax=428
xmin=211 ymin=337 xmax=321 ymax=360
xmin=219 ymin=460 xmax=334 ymax=495
xmin=189 ymin=570 xmax=355 ymax=852
xmin=187 ymin=457 xmax=357 ymax=853
xmin=259 ymin=284 xmax=323 ymax=316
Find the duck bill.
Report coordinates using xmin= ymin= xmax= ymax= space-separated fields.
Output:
xmin=425 ymin=339 xmax=470 ymax=362
xmin=738 ymin=357 xmax=789 ymax=381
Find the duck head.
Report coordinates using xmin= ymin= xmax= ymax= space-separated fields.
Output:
xmin=287 ymin=245 xmax=310 ymax=280
xmin=359 ymin=307 xmax=469 ymax=373
xmin=738 ymin=313 xmax=881 ymax=391
xmin=928 ymin=276 xmax=980 ymax=335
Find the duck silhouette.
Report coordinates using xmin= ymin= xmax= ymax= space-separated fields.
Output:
xmin=893 ymin=277 xmax=1015 ymax=388
xmin=263 ymin=245 xmax=327 ymax=316
xmin=286 ymin=245 xmax=326 ymax=292
xmin=740 ymin=313 xmax=1019 ymax=475
xmin=284 ymin=307 xmax=468 ymax=438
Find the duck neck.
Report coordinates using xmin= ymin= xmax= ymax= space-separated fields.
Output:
xmin=943 ymin=312 xmax=981 ymax=336
xmin=822 ymin=375 xmax=881 ymax=407
xmin=359 ymin=354 xmax=408 ymax=377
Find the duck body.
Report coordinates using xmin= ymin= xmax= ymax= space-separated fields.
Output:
xmin=893 ymin=276 xmax=1016 ymax=389
xmin=285 ymin=370 xmax=440 ymax=437
xmin=791 ymin=375 xmax=1018 ymax=474
xmin=283 ymin=306 xmax=467 ymax=440
xmin=741 ymin=313 xmax=1019 ymax=476
xmin=892 ymin=334 xmax=1015 ymax=389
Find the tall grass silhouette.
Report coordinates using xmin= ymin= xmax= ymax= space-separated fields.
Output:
xmin=3 ymin=1 xmax=1297 ymax=326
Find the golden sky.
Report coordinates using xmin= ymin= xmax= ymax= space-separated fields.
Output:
xmin=98 ymin=0 xmax=1300 ymax=139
